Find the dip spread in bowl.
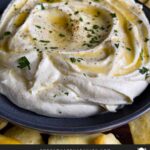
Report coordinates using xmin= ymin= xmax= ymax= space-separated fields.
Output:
xmin=0 ymin=0 xmax=150 ymax=118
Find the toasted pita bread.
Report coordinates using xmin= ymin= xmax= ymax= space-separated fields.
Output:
xmin=0 ymin=134 xmax=21 ymax=144
xmin=4 ymin=126 xmax=44 ymax=144
xmin=48 ymin=133 xmax=121 ymax=144
xmin=129 ymin=111 xmax=150 ymax=144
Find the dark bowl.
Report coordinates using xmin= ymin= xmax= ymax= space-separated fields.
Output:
xmin=0 ymin=0 xmax=150 ymax=134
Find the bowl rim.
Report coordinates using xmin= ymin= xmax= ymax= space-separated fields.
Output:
xmin=0 ymin=101 xmax=149 ymax=134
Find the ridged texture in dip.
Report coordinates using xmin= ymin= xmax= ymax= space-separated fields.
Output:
xmin=0 ymin=0 xmax=150 ymax=117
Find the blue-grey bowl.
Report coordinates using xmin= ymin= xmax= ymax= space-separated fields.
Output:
xmin=0 ymin=0 xmax=150 ymax=134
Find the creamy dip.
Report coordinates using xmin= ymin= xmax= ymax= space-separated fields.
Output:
xmin=0 ymin=0 xmax=150 ymax=118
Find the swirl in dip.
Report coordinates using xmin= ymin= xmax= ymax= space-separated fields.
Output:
xmin=0 ymin=0 xmax=150 ymax=118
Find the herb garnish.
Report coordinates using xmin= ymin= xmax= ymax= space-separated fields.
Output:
xmin=93 ymin=25 xmax=99 ymax=29
xmin=144 ymin=38 xmax=149 ymax=42
xmin=64 ymin=92 xmax=69 ymax=96
xmin=59 ymin=33 xmax=65 ymax=37
xmin=50 ymin=47 xmax=58 ymax=49
xmin=70 ymin=57 xmax=76 ymax=63
xmin=139 ymin=67 xmax=149 ymax=74
xmin=138 ymin=20 xmax=143 ymax=24
xmin=128 ymin=27 xmax=133 ymax=31
xmin=126 ymin=47 xmax=131 ymax=51
xmin=110 ymin=13 xmax=116 ymax=18
xmin=40 ymin=4 xmax=45 ymax=10
xmin=115 ymin=43 xmax=119 ymax=48
xmin=39 ymin=40 xmax=50 ymax=43
xmin=114 ymin=30 xmax=118 ymax=36
xmin=93 ymin=0 xmax=100 ymax=2
xmin=35 ymin=25 xmax=41 ymax=29
xmin=79 ymin=17 xmax=83 ymax=21
xmin=70 ymin=57 xmax=83 ymax=63
xmin=139 ymin=67 xmax=150 ymax=79
xmin=74 ymin=11 xmax=79 ymax=15
xmin=17 ymin=56 xmax=31 ymax=70
xmin=53 ymin=94 xmax=57 ymax=98
xmin=4 ymin=31 xmax=12 ymax=36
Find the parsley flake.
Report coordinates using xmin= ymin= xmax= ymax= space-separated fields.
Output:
xmin=115 ymin=43 xmax=119 ymax=48
xmin=59 ymin=33 xmax=65 ymax=37
xmin=139 ymin=67 xmax=149 ymax=74
xmin=110 ymin=13 xmax=116 ymax=18
xmin=144 ymin=38 xmax=149 ymax=42
xmin=64 ymin=92 xmax=69 ymax=96
xmin=17 ymin=56 xmax=31 ymax=70
xmin=4 ymin=31 xmax=12 ymax=36
xmin=40 ymin=4 xmax=45 ymax=10
xmin=70 ymin=57 xmax=76 ymax=63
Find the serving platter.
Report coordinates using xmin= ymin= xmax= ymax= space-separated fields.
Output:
xmin=0 ymin=0 xmax=150 ymax=134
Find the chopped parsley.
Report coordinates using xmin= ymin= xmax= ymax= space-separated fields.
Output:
xmin=74 ymin=11 xmax=79 ymax=15
xmin=4 ymin=31 xmax=12 ymax=36
xmin=39 ymin=40 xmax=50 ymax=43
xmin=93 ymin=0 xmax=100 ymax=2
xmin=110 ymin=13 xmax=116 ymax=18
xmin=40 ymin=4 xmax=45 ymax=10
xmin=53 ymin=94 xmax=57 ymax=98
xmin=79 ymin=17 xmax=83 ymax=21
xmin=59 ymin=33 xmax=65 ymax=37
xmin=114 ymin=43 xmax=119 ymax=48
xmin=140 ymin=49 xmax=144 ymax=60
xmin=35 ymin=25 xmax=41 ymax=29
xmin=139 ymin=67 xmax=149 ymax=74
xmin=144 ymin=38 xmax=149 ymax=42
xmin=82 ymin=17 xmax=111 ymax=48
xmin=100 ymin=26 xmax=105 ymax=30
xmin=114 ymin=30 xmax=118 ymax=33
xmin=17 ymin=56 xmax=31 ymax=70
xmin=64 ymin=92 xmax=69 ymax=96
xmin=93 ymin=25 xmax=99 ymax=29
xmin=126 ymin=47 xmax=131 ymax=51
xmin=87 ymin=34 xmax=92 ymax=38
xmin=83 ymin=73 xmax=87 ymax=77
xmin=114 ymin=30 xmax=118 ymax=36
xmin=138 ymin=20 xmax=143 ymax=24
xmin=139 ymin=67 xmax=150 ymax=79
xmin=77 ymin=58 xmax=83 ymax=62
xmin=50 ymin=47 xmax=58 ymax=49
xmin=128 ymin=27 xmax=133 ymax=31
xmin=33 ymin=38 xmax=37 ymax=41
xmin=70 ymin=57 xmax=83 ymax=63
xmin=70 ymin=57 xmax=76 ymax=63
